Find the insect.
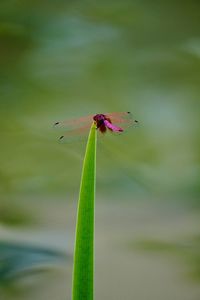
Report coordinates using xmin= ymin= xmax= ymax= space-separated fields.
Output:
xmin=54 ymin=112 xmax=138 ymax=141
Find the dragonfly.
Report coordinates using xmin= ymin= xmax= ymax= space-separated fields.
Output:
xmin=54 ymin=112 xmax=138 ymax=141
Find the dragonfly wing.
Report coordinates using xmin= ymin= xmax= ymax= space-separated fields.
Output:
xmin=58 ymin=124 xmax=93 ymax=143
xmin=54 ymin=114 xmax=94 ymax=130
xmin=105 ymin=112 xmax=138 ymax=129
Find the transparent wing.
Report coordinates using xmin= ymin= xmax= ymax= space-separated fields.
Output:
xmin=54 ymin=114 xmax=94 ymax=131
xmin=57 ymin=124 xmax=93 ymax=143
xmin=105 ymin=112 xmax=138 ymax=129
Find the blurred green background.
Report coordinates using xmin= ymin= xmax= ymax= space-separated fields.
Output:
xmin=0 ymin=1 xmax=200 ymax=299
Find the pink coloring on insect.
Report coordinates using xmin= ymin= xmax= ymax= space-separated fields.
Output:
xmin=54 ymin=112 xmax=138 ymax=141
xmin=93 ymin=114 xmax=123 ymax=133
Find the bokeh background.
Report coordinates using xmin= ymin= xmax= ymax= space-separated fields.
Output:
xmin=0 ymin=1 xmax=200 ymax=299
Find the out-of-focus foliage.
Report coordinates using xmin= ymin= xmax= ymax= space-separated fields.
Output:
xmin=0 ymin=241 xmax=67 ymax=294
xmin=0 ymin=198 xmax=33 ymax=226
xmin=133 ymin=235 xmax=200 ymax=281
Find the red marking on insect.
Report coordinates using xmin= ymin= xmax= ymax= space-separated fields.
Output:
xmin=54 ymin=112 xmax=138 ymax=142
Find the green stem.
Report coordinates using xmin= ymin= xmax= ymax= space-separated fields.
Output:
xmin=72 ymin=122 xmax=97 ymax=300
